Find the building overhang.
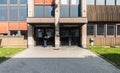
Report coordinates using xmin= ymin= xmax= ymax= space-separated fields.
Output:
xmin=27 ymin=17 xmax=88 ymax=24
xmin=59 ymin=18 xmax=88 ymax=23
xmin=27 ymin=18 xmax=55 ymax=23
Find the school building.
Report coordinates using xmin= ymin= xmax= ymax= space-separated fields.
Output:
xmin=0 ymin=0 xmax=120 ymax=48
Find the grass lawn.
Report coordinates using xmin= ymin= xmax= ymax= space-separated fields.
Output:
xmin=0 ymin=48 xmax=25 ymax=63
xmin=88 ymin=46 xmax=120 ymax=67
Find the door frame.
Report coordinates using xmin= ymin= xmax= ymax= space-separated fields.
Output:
xmin=34 ymin=27 xmax=55 ymax=46
xmin=60 ymin=27 xmax=80 ymax=46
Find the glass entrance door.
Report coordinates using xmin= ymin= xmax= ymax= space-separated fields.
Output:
xmin=35 ymin=27 xmax=55 ymax=46
xmin=60 ymin=28 xmax=80 ymax=46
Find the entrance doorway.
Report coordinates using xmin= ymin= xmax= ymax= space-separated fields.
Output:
xmin=60 ymin=27 xmax=80 ymax=46
xmin=34 ymin=27 xmax=55 ymax=46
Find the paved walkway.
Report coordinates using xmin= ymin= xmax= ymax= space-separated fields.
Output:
xmin=0 ymin=47 xmax=120 ymax=73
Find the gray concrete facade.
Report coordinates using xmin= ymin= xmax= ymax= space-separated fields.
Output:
xmin=27 ymin=0 xmax=87 ymax=48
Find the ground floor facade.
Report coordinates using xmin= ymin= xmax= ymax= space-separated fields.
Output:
xmin=1 ymin=22 xmax=120 ymax=48
xmin=28 ymin=23 xmax=87 ymax=48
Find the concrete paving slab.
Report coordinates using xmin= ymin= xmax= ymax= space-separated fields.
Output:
xmin=0 ymin=47 xmax=120 ymax=73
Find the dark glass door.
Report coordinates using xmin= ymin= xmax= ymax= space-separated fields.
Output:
xmin=60 ymin=28 xmax=80 ymax=46
xmin=35 ymin=27 xmax=55 ymax=46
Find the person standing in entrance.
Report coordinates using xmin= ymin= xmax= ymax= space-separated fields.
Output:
xmin=43 ymin=33 xmax=48 ymax=47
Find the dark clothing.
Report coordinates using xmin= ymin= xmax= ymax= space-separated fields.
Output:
xmin=43 ymin=33 xmax=48 ymax=47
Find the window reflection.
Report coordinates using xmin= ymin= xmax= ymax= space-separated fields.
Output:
xmin=0 ymin=0 xmax=7 ymax=4
xmin=10 ymin=6 xmax=18 ymax=21
xmin=107 ymin=24 xmax=115 ymax=35
xmin=0 ymin=6 xmax=8 ymax=21
xmin=97 ymin=24 xmax=105 ymax=35
xmin=87 ymin=0 xmax=94 ymax=5
xmin=20 ymin=6 xmax=28 ymax=21
xmin=10 ymin=0 xmax=18 ymax=4
xmin=20 ymin=0 xmax=28 ymax=4
xmin=87 ymin=24 xmax=94 ymax=35
xmin=96 ymin=0 xmax=105 ymax=5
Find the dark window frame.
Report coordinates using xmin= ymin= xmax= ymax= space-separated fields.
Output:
xmin=116 ymin=24 xmax=120 ymax=36
xmin=10 ymin=30 xmax=18 ymax=36
xmin=97 ymin=24 xmax=105 ymax=36
xmin=107 ymin=24 xmax=115 ymax=36
xmin=87 ymin=23 xmax=95 ymax=36
xmin=60 ymin=0 xmax=81 ymax=17
xmin=34 ymin=5 xmax=55 ymax=18
xmin=87 ymin=0 xmax=120 ymax=6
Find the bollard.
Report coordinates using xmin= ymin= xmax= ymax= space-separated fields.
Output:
xmin=90 ymin=38 xmax=94 ymax=46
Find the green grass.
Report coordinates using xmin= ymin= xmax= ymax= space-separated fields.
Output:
xmin=0 ymin=48 xmax=25 ymax=63
xmin=88 ymin=46 xmax=120 ymax=67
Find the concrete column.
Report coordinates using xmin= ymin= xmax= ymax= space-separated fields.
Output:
xmin=28 ymin=24 xmax=34 ymax=48
xmin=28 ymin=0 xmax=34 ymax=17
xmin=81 ymin=0 xmax=87 ymax=17
xmin=81 ymin=24 xmax=87 ymax=48
xmin=81 ymin=0 xmax=87 ymax=48
xmin=55 ymin=0 xmax=60 ymax=48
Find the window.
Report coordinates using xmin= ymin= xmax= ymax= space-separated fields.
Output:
xmin=20 ymin=30 xmax=27 ymax=39
xmin=10 ymin=6 xmax=18 ymax=21
xmin=0 ymin=6 xmax=8 ymax=21
xmin=60 ymin=6 xmax=69 ymax=17
xmin=97 ymin=24 xmax=105 ymax=35
xmin=0 ymin=0 xmax=7 ymax=4
xmin=45 ymin=6 xmax=54 ymax=17
xmin=61 ymin=0 xmax=69 ymax=5
xmin=20 ymin=6 xmax=28 ymax=21
xmin=10 ymin=30 xmax=18 ymax=36
xmin=106 ymin=0 xmax=115 ymax=5
xmin=20 ymin=0 xmax=28 ymax=4
xmin=117 ymin=25 xmax=120 ymax=35
xmin=87 ymin=24 xmax=94 ymax=35
xmin=10 ymin=0 xmax=18 ymax=4
xmin=116 ymin=0 xmax=120 ymax=5
xmin=35 ymin=6 xmax=44 ymax=17
xmin=70 ymin=6 xmax=80 ymax=17
xmin=71 ymin=0 xmax=80 ymax=5
xmin=87 ymin=0 xmax=94 ymax=5
xmin=107 ymin=24 xmax=115 ymax=35
xmin=96 ymin=0 xmax=105 ymax=5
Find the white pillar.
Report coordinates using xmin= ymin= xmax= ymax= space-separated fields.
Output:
xmin=28 ymin=0 xmax=34 ymax=17
xmin=81 ymin=24 xmax=87 ymax=48
xmin=55 ymin=0 xmax=60 ymax=48
xmin=28 ymin=24 xmax=34 ymax=48
xmin=81 ymin=0 xmax=87 ymax=17
xmin=81 ymin=0 xmax=87 ymax=48
xmin=28 ymin=0 xmax=34 ymax=48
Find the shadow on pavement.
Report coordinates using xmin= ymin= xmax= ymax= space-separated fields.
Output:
xmin=0 ymin=56 xmax=120 ymax=73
